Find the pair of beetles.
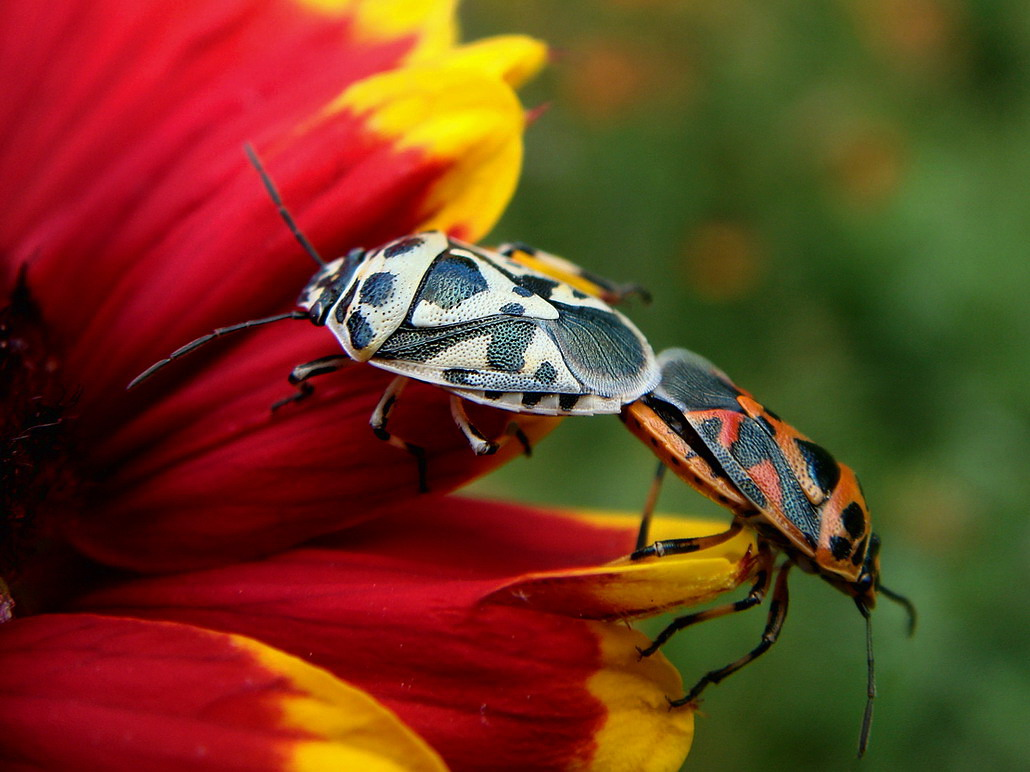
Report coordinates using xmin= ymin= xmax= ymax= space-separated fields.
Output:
xmin=132 ymin=147 xmax=914 ymax=758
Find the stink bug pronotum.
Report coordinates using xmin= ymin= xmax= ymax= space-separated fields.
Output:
xmin=130 ymin=147 xmax=660 ymax=490
xmin=621 ymin=348 xmax=915 ymax=756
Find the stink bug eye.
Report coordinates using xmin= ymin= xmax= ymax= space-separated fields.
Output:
xmin=130 ymin=145 xmax=660 ymax=493
xmin=621 ymin=347 xmax=915 ymax=757
xmin=301 ymin=247 xmax=368 ymax=326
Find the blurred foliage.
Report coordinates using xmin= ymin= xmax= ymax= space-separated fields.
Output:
xmin=462 ymin=1 xmax=1030 ymax=769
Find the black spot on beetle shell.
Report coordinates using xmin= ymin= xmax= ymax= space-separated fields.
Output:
xmin=499 ymin=302 xmax=525 ymax=315
xmin=840 ymin=501 xmax=866 ymax=539
xmin=334 ymin=283 xmax=358 ymax=325
xmin=534 ymin=361 xmax=557 ymax=384
xmin=521 ymin=392 xmax=543 ymax=408
xmin=516 ymin=275 xmax=560 ymax=299
xmin=829 ymin=536 xmax=852 ymax=560
xmin=444 ymin=369 xmax=475 ymax=385
xmin=512 ymin=286 xmax=534 ymax=297
xmin=383 ymin=235 xmax=424 ymax=258
xmin=558 ymin=393 xmax=581 ymax=411
xmin=487 ymin=321 xmax=535 ymax=373
xmin=347 ymin=309 xmax=373 ymax=350
xmin=420 ymin=254 xmax=488 ymax=310
xmin=851 ymin=535 xmax=869 ymax=566
xmin=796 ymin=439 xmax=842 ymax=495
xmin=359 ymin=272 xmax=395 ymax=307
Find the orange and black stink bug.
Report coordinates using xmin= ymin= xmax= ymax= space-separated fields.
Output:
xmin=620 ymin=347 xmax=915 ymax=757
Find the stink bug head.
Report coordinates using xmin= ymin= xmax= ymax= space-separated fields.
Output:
xmin=298 ymin=247 xmax=368 ymax=326
xmin=816 ymin=530 xmax=880 ymax=611
xmin=810 ymin=464 xmax=876 ymax=588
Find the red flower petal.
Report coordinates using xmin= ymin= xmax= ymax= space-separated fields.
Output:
xmin=0 ymin=613 xmax=446 ymax=771
xmin=71 ymin=335 xmax=560 ymax=570
xmin=0 ymin=0 xmax=549 ymax=570
xmin=75 ymin=497 xmax=697 ymax=771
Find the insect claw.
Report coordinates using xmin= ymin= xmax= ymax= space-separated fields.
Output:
xmin=666 ymin=694 xmax=693 ymax=710
xmin=410 ymin=445 xmax=429 ymax=493
xmin=636 ymin=642 xmax=658 ymax=659
xmin=510 ymin=424 xmax=532 ymax=457
xmin=270 ymin=382 xmax=313 ymax=412
xmin=474 ymin=439 xmax=499 ymax=456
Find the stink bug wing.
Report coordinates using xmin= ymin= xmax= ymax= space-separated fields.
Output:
xmin=372 ymin=308 xmax=658 ymax=413
xmin=543 ymin=301 xmax=659 ymax=401
xmin=733 ymin=391 xmax=835 ymax=508
xmin=423 ymin=241 xmax=659 ymax=403
xmin=621 ymin=397 xmax=755 ymax=513
xmin=494 ymin=242 xmax=649 ymax=305
xmin=653 ymin=348 xmax=824 ymax=557
xmin=695 ymin=354 xmax=874 ymax=579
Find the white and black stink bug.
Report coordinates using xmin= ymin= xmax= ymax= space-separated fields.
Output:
xmin=130 ymin=147 xmax=660 ymax=490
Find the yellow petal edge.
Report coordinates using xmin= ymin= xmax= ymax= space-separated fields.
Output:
xmin=483 ymin=513 xmax=758 ymax=621
xmin=236 ymin=634 xmax=447 ymax=772
xmin=297 ymin=0 xmax=457 ymax=63
xmin=585 ymin=623 xmax=694 ymax=771
xmin=327 ymin=34 xmax=547 ymax=240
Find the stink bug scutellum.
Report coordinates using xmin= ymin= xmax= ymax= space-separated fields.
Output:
xmin=130 ymin=147 xmax=659 ymax=490
xmin=621 ymin=348 xmax=915 ymax=757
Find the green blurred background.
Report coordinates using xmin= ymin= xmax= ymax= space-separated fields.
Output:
xmin=463 ymin=2 xmax=1029 ymax=769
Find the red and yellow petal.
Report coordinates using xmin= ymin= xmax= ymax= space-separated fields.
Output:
xmin=588 ymin=625 xmax=693 ymax=772
xmin=324 ymin=35 xmax=547 ymax=241
xmin=2 ymin=0 xmax=434 ymax=295
xmin=51 ymin=32 xmax=545 ymax=415
xmin=301 ymin=0 xmax=458 ymax=64
xmin=1 ymin=0 xmax=543 ymax=408
xmin=75 ymin=497 xmax=751 ymax=770
xmin=1 ymin=0 xmax=548 ymax=569
xmin=0 ymin=613 xmax=445 ymax=772
xmin=484 ymin=513 xmax=758 ymax=620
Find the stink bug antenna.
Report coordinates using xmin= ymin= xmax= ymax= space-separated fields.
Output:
xmin=127 ymin=310 xmax=309 ymax=389
xmin=878 ymin=583 xmax=917 ymax=636
xmin=243 ymin=143 xmax=326 ymax=268
xmin=857 ymin=601 xmax=875 ymax=759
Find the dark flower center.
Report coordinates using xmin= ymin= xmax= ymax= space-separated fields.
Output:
xmin=1 ymin=267 xmax=83 ymax=615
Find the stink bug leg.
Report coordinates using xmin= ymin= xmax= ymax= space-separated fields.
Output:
xmin=370 ymin=376 xmax=428 ymax=492
xmin=637 ymin=543 xmax=774 ymax=659
xmin=669 ymin=559 xmax=793 ymax=707
xmin=449 ymin=396 xmax=535 ymax=457
xmin=630 ymin=521 xmax=743 ymax=561
xmin=449 ymin=396 xmax=499 ymax=456
xmin=271 ymin=355 xmax=350 ymax=411
xmin=635 ymin=462 xmax=667 ymax=550
xmin=497 ymin=242 xmax=651 ymax=305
